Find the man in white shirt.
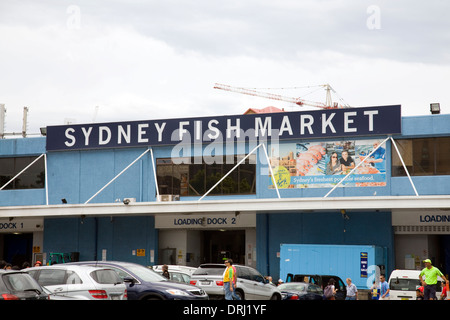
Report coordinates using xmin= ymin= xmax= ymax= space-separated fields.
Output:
xmin=345 ymin=278 xmax=358 ymax=300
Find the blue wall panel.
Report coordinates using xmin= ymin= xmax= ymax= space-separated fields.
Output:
xmin=44 ymin=216 xmax=158 ymax=265
xmin=256 ymin=211 xmax=394 ymax=284
xmin=47 ymin=147 xmax=155 ymax=205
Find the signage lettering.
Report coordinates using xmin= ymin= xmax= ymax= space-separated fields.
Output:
xmin=0 ymin=219 xmax=44 ymax=233
xmin=360 ymin=252 xmax=368 ymax=278
xmin=155 ymin=214 xmax=256 ymax=229
xmin=0 ymin=222 xmax=18 ymax=230
xmin=47 ymin=105 xmax=401 ymax=151
xmin=173 ymin=217 xmax=235 ymax=226
xmin=419 ymin=215 xmax=450 ymax=223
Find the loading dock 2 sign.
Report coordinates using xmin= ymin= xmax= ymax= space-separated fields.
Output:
xmin=360 ymin=252 xmax=368 ymax=278
xmin=155 ymin=214 xmax=256 ymax=229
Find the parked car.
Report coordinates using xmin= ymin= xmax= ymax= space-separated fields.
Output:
xmin=286 ymin=274 xmax=347 ymax=300
xmin=152 ymin=265 xmax=197 ymax=284
xmin=388 ymin=269 xmax=444 ymax=300
xmin=0 ymin=270 xmax=48 ymax=300
xmin=68 ymin=261 xmax=208 ymax=300
xmin=190 ymin=263 xmax=281 ymax=300
xmin=278 ymin=282 xmax=324 ymax=300
xmin=26 ymin=265 xmax=127 ymax=300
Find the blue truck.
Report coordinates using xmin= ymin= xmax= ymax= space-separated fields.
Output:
xmin=280 ymin=244 xmax=386 ymax=290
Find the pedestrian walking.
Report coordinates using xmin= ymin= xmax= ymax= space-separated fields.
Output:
xmin=323 ymin=278 xmax=337 ymax=300
xmin=345 ymin=278 xmax=358 ymax=300
xmin=419 ymin=259 xmax=448 ymax=300
xmin=223 ymin=259 xmax=240 ymax=300
xmin=439 ymin=281 xmax=448 ymax=300
xmin=379 ymin=275 xmax=390 ymax=300
xmin=371 ymin=281 xmax=380 ymax=300
xmin=230 ymin=261 xmax=240 ymax=300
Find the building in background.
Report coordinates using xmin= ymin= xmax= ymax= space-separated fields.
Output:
xmin=0 ymin=104 xmax=449 ymax=284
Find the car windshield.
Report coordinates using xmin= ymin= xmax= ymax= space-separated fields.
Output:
xmin=278 ymin=283 xmax=307 ymax=292
xmin=389 ymin=278 xmax=421 ymax=291
xmin=3 ymin=273 xmax=42 ymax=292
xmin=192 ymin=266 xmax=225 ymax=276
xmin=119 ymin=264 xmax=167 ymax=282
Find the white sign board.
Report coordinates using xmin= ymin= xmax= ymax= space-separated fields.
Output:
xmin=0 ymin=218 xmax=44 ymax=233
xmin=392 ymin=209 xmax=450 ymax=226
xmin=155 ymin=213 xmax=256 ymax=229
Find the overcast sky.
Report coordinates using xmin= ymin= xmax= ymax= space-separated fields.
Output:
xmin=1 ymin=0 xmax=449 ymax=134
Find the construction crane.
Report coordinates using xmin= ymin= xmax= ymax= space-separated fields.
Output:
xmin=214 ymin=83 xmax=351 ymax=110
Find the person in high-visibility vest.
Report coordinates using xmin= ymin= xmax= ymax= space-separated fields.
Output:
xmin=419 ymin=259 xmax=449 ymax=300
xmin=223 ymin=259 xmax=236 ymax=300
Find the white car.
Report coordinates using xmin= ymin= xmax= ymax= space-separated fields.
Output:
xmin=152 ymin=265 xmax=197 ymax=284
xmin=26 ymin=265 xmax=127 ymax=300
xmin=190 ymin=263 xmax=281 ymax=300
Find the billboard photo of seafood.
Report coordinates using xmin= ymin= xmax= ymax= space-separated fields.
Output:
xmin=269 ymin=139 xmax=386 ymax=189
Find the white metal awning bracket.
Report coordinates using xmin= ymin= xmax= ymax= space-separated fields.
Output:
xmin=262 ymin=143 xmax=281 ymax=199
xmin=324 ymin=136 xmax=390 ymax=198
xmin=84 ymin=148 xmax=151 ymax=204
xmin=390 ymin=136 xmax=418 ymax=196
xmin=324 ymin=136 xmax=419 ymax=198
xmin=150 ymin=147 xmax=159 ymax=199
xmin=0 ymin=153 xmax=46 ymax=191
xmin=198 ymin=143 xmax=281 ymax=201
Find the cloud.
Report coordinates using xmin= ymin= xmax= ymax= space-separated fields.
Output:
xmin=0 ymin=1 xmax=449 ymax=135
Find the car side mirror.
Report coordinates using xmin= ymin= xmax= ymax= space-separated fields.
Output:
xmin=124 ymin=277 xmax=137 ymax=284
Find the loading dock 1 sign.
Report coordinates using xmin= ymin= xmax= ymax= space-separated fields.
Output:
xmin=360 ymin=252 xmax=368 ymax=278
xmin=0 ymin=218 xmax=44 ymax=233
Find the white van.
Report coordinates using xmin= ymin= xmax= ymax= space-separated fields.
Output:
xmin=388 ymin=269 xmax=444 ymax=300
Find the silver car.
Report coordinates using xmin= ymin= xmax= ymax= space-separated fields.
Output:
xmin=152 ymin=265 xmax=197 ymax=284
xmin=26 ymin=265 xmax=127 ymax=300
xmin=190 ymin=263 xmax=281 ymax=300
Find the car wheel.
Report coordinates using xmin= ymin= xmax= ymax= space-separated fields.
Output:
xmin=270 ymin=293 xmax=281 ymax=300
xmin=235 ymin=289 xmax=245 ymax=300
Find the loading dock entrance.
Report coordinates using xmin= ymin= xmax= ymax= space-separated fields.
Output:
xmin=155 ymin=213 xmax=256 ymax=267
xmin=202 ymin=230 xmax=245 ymax=264
xmin=0 ymin=218 xmax=44 ymax=267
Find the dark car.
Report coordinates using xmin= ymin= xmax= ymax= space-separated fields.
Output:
xmin=286 ymin=274 xmax=347 ymax=300
xmin=0 ymin=270 xmax=48 ymax=300
xmin=68 ymin=261 xmax=208 ymax=300
xmin=278 ymin=282 xmax=324 ymax=300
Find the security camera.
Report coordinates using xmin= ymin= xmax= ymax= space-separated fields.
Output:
xmin=123 ymin=199 xmax=130 ymax=205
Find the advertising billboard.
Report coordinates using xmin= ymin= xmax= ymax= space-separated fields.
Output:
xmin=269 ymin=138 xmax=386 ymax=188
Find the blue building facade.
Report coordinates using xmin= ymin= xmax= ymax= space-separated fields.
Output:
xmin=0 ymin=105 xmax=449 ymax=285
